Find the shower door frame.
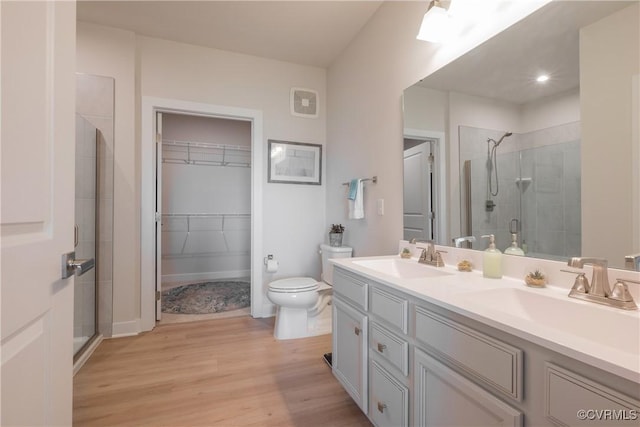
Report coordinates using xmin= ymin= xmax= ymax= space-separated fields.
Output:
xmin=73 ymin=118 xmax=101 ymax=363
xmin=141 ymin=97 xmax=264 ymax=332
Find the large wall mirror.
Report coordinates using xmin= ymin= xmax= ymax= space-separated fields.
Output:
xmin=403 ymin=1 xmax=639 ymax=269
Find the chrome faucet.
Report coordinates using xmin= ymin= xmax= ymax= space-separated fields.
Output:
xmin=566 ymin=257 xmax=637 ymax=310
xmin=417 ymin=241 xmax=445 ymax=267
xmin=452 ymin=235 xmax=476 ymax=248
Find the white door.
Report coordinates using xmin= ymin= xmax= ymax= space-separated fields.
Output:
xmin=1 ymin=2 xmax=76 ymax=425
xmin=155 ymin=112 xmax=163 ymax=320
xmin=403 ymin=141 xmax=434 ymax=241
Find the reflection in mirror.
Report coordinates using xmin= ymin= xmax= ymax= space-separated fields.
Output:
xmin=402 ymin=1 xmax=638 ymax=269
xmin=459 ymin=122 xmax=581 ymax=260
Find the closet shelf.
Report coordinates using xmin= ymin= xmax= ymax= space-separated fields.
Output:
xmin=161 ymin=213 xmax=250 ymax=218
xmin=162 ymin=139 xmax=251 ymax=167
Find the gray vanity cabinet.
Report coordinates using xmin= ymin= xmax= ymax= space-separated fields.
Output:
xmin=332 ymin=269 xmax=369 ymax=413
xmin=331 ymin=265 xmax=640 ymax=427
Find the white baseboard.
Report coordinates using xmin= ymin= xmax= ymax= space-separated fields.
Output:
xmin=259 ymin=302 xmax=276 ymax=318
xmin=73 ymin=334 xmax=103 ymax=376
xmin=162 ymin=270 xmax=250 ymax=284
xmin=112 ymin=319 xmax=141 ymax=337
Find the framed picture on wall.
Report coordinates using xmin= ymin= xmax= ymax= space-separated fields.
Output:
xmin=267 ymin=140 xmax=322 ymax=185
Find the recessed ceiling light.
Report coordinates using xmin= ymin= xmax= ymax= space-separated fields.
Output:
xmin=536 ymin=74 xmax=550 ymax=83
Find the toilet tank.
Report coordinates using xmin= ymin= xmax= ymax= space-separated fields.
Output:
xmin=320 ymin=244 xmax=353 ymax=285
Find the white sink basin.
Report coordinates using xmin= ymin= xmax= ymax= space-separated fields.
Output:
xmin=461 ymin=288 xmax=640 ymax=354
xmin=352 ymin=258 xmax=452 ymax=280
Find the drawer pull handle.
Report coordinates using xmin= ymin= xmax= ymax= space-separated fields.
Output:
xmin=354 ymin=327 xmax=361 ymax=336
xmin=377 ymin=343 xmax=387 ymax=352
xmin=377 ymin=402 xmax=387 ymax=413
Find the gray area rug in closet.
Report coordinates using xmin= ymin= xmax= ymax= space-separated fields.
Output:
xmin=161 ymin=281 xmax=250 ymax=314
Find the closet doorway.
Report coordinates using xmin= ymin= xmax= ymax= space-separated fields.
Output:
xmin=156 ymin=112 xmax=252 ymax=324
xmin=141 ymin=97 xmax=264 ymax=332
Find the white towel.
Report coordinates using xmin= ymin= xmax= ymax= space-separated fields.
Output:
xmin=348 ymin=179 xmax=364 ymax=219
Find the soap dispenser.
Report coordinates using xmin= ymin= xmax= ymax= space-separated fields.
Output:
xmin=481 ymin=234 xmax=503 ymax=278
xmin=504 ymin=233 xmax=525 ymax=256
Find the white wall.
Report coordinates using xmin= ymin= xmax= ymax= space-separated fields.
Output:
xmin=403 ymin=85 xmax=447 ymax=133
xmin=326 ymin=1 xmax=549 ymax=256
xmin=581 ymin=3 xmax=640 ymax=267
xmin=521 ymin=88 xmax=580 ymax=133
xmin=77 ymin=24 xmax=328 ymax=330
xmin=162 ymin=113 xmax=252 ymax=147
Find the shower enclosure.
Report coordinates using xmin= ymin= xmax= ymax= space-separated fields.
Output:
xmin=460 ymin=123 xmax=581 ymax=259
xmin=74 ymin=115 xmax=99 ymax=355
xmin=74 ymin=74 xmax=115 ymax=367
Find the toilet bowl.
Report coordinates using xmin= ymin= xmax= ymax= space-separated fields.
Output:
xmin=267 ymin=244 xmax=352 ymax=340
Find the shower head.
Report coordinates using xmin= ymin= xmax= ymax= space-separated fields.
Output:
xmin=496 ymin=132 xmax=512 ymax=146
xmin=492 ymin=132 xmax=513 ymax=147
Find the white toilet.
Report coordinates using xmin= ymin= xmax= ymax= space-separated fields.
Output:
xmin=267 ymin=244 xmax=353 ymax=340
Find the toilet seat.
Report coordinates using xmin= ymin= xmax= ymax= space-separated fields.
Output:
xmin=268 ymin=277 xmax=319 ymax=293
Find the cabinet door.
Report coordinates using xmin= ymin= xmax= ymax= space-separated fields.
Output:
xmin=370 ymin=360 xmax=409 ymax=427
xmin=414 ymin=348 xmax=523 ymax=427
xmin=333 ymin=297 xmax=368 ymax=412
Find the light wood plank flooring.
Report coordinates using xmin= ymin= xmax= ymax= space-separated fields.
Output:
xmin=73 ymin=316 xmax=372 ymax=427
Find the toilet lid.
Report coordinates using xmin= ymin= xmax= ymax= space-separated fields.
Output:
xmin=268 ymin=277 xmax=319 ymax=292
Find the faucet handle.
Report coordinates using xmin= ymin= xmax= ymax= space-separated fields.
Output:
xmin=610 ymin=280 xmax=635 ymax=303
xmin=433 ymin=250 xmax=446 ymax=267
xmin=561 ymin=269 xmax=590 ymax=294
xmin=610 ymin=278 xmax=639 ymax=305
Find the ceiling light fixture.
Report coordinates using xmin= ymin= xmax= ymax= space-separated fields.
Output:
xmin=416 ymin=0 xmax=452 ymax=43
xmin=536 ymin=74 xmax=550 ymax=83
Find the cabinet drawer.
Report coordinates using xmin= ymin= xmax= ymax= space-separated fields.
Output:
xmin=415 ymin=305 xmax=523 ymax=401
xmin=370 ymin=287 xmax=408 ymax=333
xmin=414 ymin=348 xmax=522 ymax=427
xmin=370 ymin=360 xmax=409 ymax=427
xmin=333 ymin=267 xmax=368 ymax=310
xmin=545 ymin=363 xmax=640 ymax=426
xmin=370 ymin=322 xmax=409 ymax=376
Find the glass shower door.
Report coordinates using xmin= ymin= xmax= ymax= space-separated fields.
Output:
xmin=74 ymin=115 xmax=98 ymax=357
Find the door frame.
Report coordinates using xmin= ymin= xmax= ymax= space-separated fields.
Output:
xmin=141 ymin=97 xmax=264 ymax=331
xmin=403 ymin=128 xmax=447 ymax=245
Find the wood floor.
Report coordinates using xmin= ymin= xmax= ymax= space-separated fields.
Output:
xmin=73 ymin=316 xmax=372 ymax=427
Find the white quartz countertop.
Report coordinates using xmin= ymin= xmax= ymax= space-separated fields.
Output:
xmin=331 ymin=255 xmax=640 ymax=383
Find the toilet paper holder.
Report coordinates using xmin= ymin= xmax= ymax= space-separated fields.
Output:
xmin=264 ymin=254 xmax=279 ymax=272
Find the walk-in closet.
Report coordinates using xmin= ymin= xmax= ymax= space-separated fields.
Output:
xmin=158 ymin=113 xmax=251 ymax=323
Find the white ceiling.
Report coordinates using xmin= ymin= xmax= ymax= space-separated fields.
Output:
xmin=417 ymin=1 xmax=633 ymax=104
xmin=76 ymin=1 xmax=383 ymax=68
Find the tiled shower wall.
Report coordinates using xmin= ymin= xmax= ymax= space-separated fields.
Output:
xmin=76 ymin=74 xmax=114 ymax=338
xmin=460 ymin=122 xmax=581 ymax=259
xmin=74 ymin=116 xmax=97 ymax=343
